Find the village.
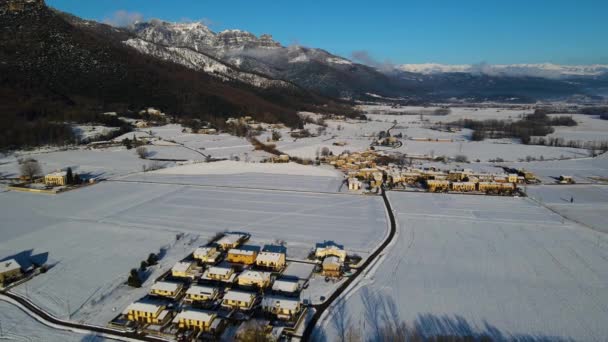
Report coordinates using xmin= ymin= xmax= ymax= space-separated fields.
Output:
xmin=106 ymin=233 xmax=354 ymax=341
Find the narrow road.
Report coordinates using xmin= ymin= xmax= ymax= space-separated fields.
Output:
xmin=0 ymin=291 xmax=168 ymax=342
xmin=301 ymin=188 xmax=397 ymax=341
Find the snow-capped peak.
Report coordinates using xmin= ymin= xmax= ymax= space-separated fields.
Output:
xmin=397 ymin=63 xmax=608 ymax=78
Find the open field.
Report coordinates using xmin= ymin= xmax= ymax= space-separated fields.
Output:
xmin=0 ymin=301 xmax=107 ymax=341
xmin=320 ymin=191 xmax=608 ymax=341
xmin=527 ymin=184 xmax=608 ymax=234
xmin=0 ymin=176 xmax=387 ymax=326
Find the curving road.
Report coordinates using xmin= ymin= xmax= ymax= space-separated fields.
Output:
xmin=301 ymin=188 xmax=397 ymax=341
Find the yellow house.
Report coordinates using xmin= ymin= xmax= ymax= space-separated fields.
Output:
xmin=171 ymin=261 xmax=195 ymax=278
xmin=185 ymin=285 xmax=219 ymax=303
xmin=255 ymin=252 xmax=286 ymax=271
xmin=237 ymin=270 xmax=272 ymax=288
xmin=426 ymin=179 xmax=450 ymax=192
xmin=221 ymin=290 xmax=256 ymax=311
xmin=0 ymin=259 xmax=22 ymax=286
xmin=193 ymin=247 xmax=221 ymax=264
xmin=203 ymin=266 xmax=236 ymax=283
xmin=322 ymin=256 xmax=342 ymax=277
xmin=226 ymin=248 xmax=258 ymax=265
xmin=174 ymin=310 xmax=216 ymax=331
xmin=508 ymin=174 xmax=519 ymax=183
xmin=262 ymin=296 xmax=301 ymax=320
xmin=315 ymin=242 xmax=347 ymax=262
xmin=451 ymin=182 xmax=476 ymax=192
xmin=216 ymin=234 xmax=245 ymax=250
xmin=150 ymin=281 xmax=184 ymax=299
xmin=44 ymin=171 xmax=67 ymax=186
xmin=125 ymin=301 xmax=171 ymax=325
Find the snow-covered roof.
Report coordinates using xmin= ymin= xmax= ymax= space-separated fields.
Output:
xmin=0 ymin=259 xmax=21 ymax=273
xmin=229 ymin=248 xmax=256 ymax=256
xmin=272 ymin=279 xmax=299 ymax=293
xmin=125 ymin=301 xmax=163 ymax=314
xmin=45 ymin=171 xmax=67 ymax=177
xmin=239 ymin=270 xmax=270 ymax=282
xmin=186 ymin=285 xmax=217 ymax=296
xmin=208 ymin=266 xmax=232 ymax=276
xmin=262 ymin=296 xmax=300 ymax=311
xmin=151 ymin=281 xmax=182 ymax=293
xmin=217 ymin=234 xmax=243 ymax=245
xmin=323 ymin=256 xmax=342 ymax=266
xmin=194 ymin=247 xmax=216 ymax=257
xmin=171 ymin=261 xmax=193 ymax=273
xmin=223 ymin=290 xmax=255 ymax=302
xmin=175 ymin=309 xmax=215 ymax=323
xmin=256 ymin=252 xmax=284 ymax=263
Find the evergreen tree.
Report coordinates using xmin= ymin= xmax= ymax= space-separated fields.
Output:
xmin=66 ymin=167 xmax=73 ymax=185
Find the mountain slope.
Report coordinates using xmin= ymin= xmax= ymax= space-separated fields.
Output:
xmin=0 ymin=1 xmax=353 ymax=148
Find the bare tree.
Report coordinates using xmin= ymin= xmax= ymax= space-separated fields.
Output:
xmin=321 ymin=147 xmax=331 ymax=157
xmin=20 ymin=159 xmax=42 ymax=181
xmin=332 ymin=298 xmax=351 ymax=342
xmin=236 ymin=321 xmax=269 ymax=342
xmin=135 ymin=146 xmax=148 ymax=159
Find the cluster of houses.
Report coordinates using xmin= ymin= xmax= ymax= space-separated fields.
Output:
xmin=116 ymin=233 xmax=349 ymax=340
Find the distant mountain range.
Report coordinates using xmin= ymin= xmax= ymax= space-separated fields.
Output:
xmin=397 ymin=63 xmax=608 ymax=78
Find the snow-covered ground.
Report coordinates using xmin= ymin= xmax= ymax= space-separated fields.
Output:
xmin=320 ymin=191 xmax=608 ymax=341
xmin=527 ymin=184 xmax=608 ymax=234
xmin=0 ymin=176 xmax=386 ymax=326
xmin=0 ymin=301 xmax=107 ymax=341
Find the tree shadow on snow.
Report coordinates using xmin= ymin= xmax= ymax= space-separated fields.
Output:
xmin=1 ymin=249 xmax=49 ymax=270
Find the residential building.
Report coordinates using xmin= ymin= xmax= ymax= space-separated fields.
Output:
xmin=174 ymin=309 xmax=217 ymax=331
xmin=262 ymin=296 xmax=301 ymax=320
xmin=185 ymin=285 xmax=219 ymax=303
xmin=237 ymin=270 xmax=272 ymax=288
xmin=451 ymin=182 xmax=476 ymax=192
xmin=272 ymin=279 xmax=300 ymax=295
xmin=150 ymin=281 xmax=184 ymax=299
xmin=171 ymin=261 xmax=195 ymax=278
xmin=222 ymin=290 xmax=256 ymax=311
xmin=193 ymin=247 xmax=221 ymax=264
xmin=426 ymin=179 xmax=450 ymax=192
xmin=0 ymin=259 xmax=22 ymax=286
xmin=125 ymin=301 xmax=171 ymax=325
xmin=255 ymin=252 xmax=286 ymax=271
xmin=315 ymin=242 xmax=347 ymax=262
xmin=44 ymin=171 xmax=67 ymax=186
xmin=203 ymin=266 xmax=236 ymax=283
xmin=322 ymin=256 xmax=342 ymax=277
xmin=216 ymin=234 xmax=245 ymax=250
xmin=226 ymin=248 xmax=258 ymax=265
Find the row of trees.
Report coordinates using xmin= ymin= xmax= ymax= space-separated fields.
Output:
xmin=451 ymin=112 xmax=577 ymax=144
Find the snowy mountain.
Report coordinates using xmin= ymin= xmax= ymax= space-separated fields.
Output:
xmin=397 ymin=63 xmax=608 ymax=78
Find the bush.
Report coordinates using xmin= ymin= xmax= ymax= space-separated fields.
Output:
xmin=135 ymin=146 xmax=148 ymax=159
xmin=453 ymin=155 xmax=469 ymax=163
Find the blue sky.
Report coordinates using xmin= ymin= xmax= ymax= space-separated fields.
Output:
xmin=47 ymin=0 xmax=608 ymax=65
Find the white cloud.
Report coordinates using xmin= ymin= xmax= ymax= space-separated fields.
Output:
xmin=103 ymin=10 xmax=144 ymax=27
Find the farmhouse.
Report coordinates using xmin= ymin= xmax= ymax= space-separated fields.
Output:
xmin=193 ymin=247 xmax=221 ymax=264
xmin=222 ymin=290 xmax=257 ymax=311
xmin=315 ymin=241 xmax=347 ymax=262
xmin=174 ymin=309 xmax=217 ymax=331
xmin=227 ymin=248 xmax=258 ymax=265
xmin=0 ymin=259 xmax=22 ymax=286
xmin=125 ymin=301 xmax=171 ymax=325
xmin=44 ymin=171 xmax=67 ymax=186
xmin=150 ymin=281 xmax=184 ymax=299
xmin=262 ymin=296 xmax=301 ymax=320
xmin=185 ymin=285 xmax=219 ymax=303
xmin=203 ymin=266 xmax=236 ymax=283
xmin=171 ymin=261 xmax=195 ymax=278
xmin=237 ymin=270 xmax=272 ymax=288
xmin=216 ymin=234 xmax=245 ymax=250
xmin=255 ymin=252 xmax=286 ymax=271
xmin=322 ymin=256 xmax=342 ymax=277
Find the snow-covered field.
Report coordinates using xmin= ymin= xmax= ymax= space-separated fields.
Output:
xmin=320 ymin=191 xmax=608 ymax=341
xmin=0 ymin=176 xmax=386 ymax=326
xmin=0 ymin=301 xmax=107 ymax=341
xmin=527 ymin=184 xmax=608 ymax=234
